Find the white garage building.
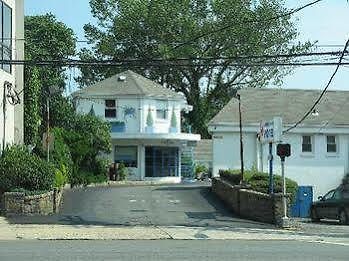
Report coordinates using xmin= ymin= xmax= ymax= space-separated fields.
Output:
xmin=208 ymin=88 xmax=349 ymax=199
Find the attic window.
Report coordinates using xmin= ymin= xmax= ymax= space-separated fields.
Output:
xmin=105 ymin=99 xmax=117 ymax=118
xmin=118 ymin=75 xmax=126 ymax=81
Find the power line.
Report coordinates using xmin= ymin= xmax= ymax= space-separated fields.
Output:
xmin=0 ymin=49 xmax=346 ymax=67
xmin=173 ymin=0 xmax=323 ymax=50
xmin=3 ymin=59 xmax=349 ymax=68
xmin=284 ymin=38 xmax=349 ymax=133
xmin=5 ymin=37 xmax=346 ymax=49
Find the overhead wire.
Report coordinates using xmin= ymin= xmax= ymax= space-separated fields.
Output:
xmin=284 ymin=38 xmax=349 ymax=133
xmin=0 ymin=49 xmax=346 ymax=67
xmin=173 ymin=0 xmax=323 ymax=50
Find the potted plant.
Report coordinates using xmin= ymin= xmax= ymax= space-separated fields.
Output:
xmin=145 ymin=107 xmax=154 ymax=133
xmin=118 ymin=163 xmax=128 ymax=181
xmin=169 ymin=107 xmax=178 ymax=133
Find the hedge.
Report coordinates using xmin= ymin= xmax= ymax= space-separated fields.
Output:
xmin=0 ymin=146 xmax=55 ymax=192
xmin=219 ymin=169 xmax=298 ymax=203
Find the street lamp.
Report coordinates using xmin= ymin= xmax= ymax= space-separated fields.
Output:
xmin=232 ymin=89 xmax=244 ymax=182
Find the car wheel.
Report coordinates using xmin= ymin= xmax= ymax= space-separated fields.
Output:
xmin=311 ymin=208 xmax=320 ymax=222
xmin=339 ymin=210 xmax=348 ymax=225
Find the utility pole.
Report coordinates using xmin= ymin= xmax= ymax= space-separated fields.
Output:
xmin=232 ymin=89 xmax=244 ymax=182
xmin=237 ymin=93 xmax=244 ymax=182
xmin=46 ymin=98 xmax=50 ymax=162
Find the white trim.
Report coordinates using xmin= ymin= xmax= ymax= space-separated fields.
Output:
xmin=209 ymin=124 xmax=349 ymax=135
xmin=301 ymin=134 xmax=314 ymax=155
xmin=144 ymin=177 xmax=181 ymax=184
xmin=325 ymin=134 xmax=339 ymax=155
xmin=111 ymin=132 xmax=201 ymax=141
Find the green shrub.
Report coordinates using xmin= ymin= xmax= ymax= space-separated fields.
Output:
xmin=93 ymin=158 xmax=110 ymax=176
xmin=195 ymin=164 xmax=208 ymax=175
xmin=70 ymin=170 xmax=108 ymax=187
xmin=118 ymin=163 xmax=128 ymax=181
xmin=54 ymin=168 xmax=68 ymax=188
xmin=218 ymin=168 xmax=298 ymax=203
xmin=52 ymin=128 xmax=74 ymax=180
xmin=219 ymin=169 xmax=241 ymax=185
xmin=247 ymin=171 xmax=298 ymax=204
xmin=0 ymin=145 xmax=55 ymax=192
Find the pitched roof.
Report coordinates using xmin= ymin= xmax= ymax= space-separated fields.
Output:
xmin=73 ymin=70 xmax=184 ymax=100
xmin=209 ymin=88 xmax=349 ymax=127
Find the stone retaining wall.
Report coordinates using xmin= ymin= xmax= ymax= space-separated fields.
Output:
xmin=4 ymin=188 xmax=64 ymax=216
xmin=212 ymin=178 xmax=288 ymax=225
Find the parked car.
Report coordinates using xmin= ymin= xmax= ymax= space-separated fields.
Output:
xmin=310 ymin=186 xmax=349 ymax=225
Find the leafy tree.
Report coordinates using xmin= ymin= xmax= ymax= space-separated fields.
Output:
xmin=60 ymin=114 xmax=112 ymax=185
xmin=24 ymin=14 xmax=76 ymax=140
xmin=24 ymin=66 xmax=41 ymax=145
xmin=79 ymin=0 xmax=311 ymax=137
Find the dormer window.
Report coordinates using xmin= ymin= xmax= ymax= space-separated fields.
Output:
xmin=156 ymin=109 xmax=167 ymax=120
xmin=105 ymin=99 xmax=116 ymax=118
xmin=156 ymin=100 xmax=168 ymax=120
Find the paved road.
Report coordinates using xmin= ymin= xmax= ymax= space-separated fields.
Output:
xmin=0 ymin=240 xmax=348 ymax=260
xmin=7 ymin=183 xmax=271 ymax=229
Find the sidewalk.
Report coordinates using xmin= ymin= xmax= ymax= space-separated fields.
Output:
xmin=1 ymin=216 xmax=349 ymax=245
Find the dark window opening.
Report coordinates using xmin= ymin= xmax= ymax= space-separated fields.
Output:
xmin=156 ymin=109 xmax=167 ymax=120
xmin=145 ymin=147 xmax=179 ymax=177
xmin=327 ymin=135 xmax=337 ymax=153
xmin=115 ymin=146 xmax=137 ymax=168
xmin=302 ymin=135 xmax=312 ymax=153
xmin=105 ymin=99 xmax=116 ymax=118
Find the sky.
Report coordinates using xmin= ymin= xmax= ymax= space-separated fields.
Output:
xmin=24 ymin=0 xmax=349 ymax=91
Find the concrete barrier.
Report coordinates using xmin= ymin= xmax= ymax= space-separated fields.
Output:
xmin=212 ymin=178 xmax=288 ymax=225
xmin=4 ymin=188 xmax=64 ymax=216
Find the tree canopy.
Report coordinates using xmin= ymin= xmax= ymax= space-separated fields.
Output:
xmin=79 ymin=0 xmax=311 ymax=137
xmin=24 ymin=13 xmax=76 ymax=140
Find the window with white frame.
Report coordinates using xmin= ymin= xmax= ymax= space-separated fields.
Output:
xmin=0 ymin=1 xmax=12 ymax=73
xmin=326 ymin=135 xmax=337 ymax=153
xmin=156 ymin=100 xmax=168 ymax=120
xmin=105 ymin=99 xmax=117 ymax=118
xmin=302 ymin=135 xmax=313 ymax=153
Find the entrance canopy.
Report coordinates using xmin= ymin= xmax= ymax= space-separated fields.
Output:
xmin=111 ymin=133 xmax=200 ymax=147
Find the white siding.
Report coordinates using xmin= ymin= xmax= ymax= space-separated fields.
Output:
xmin=0 ymin=0 xmax=19 ymax=151
xmin=76 ymin=97 xmax=183 ymax=134
xmin=212 ymin=130 xmax=349 ymax=199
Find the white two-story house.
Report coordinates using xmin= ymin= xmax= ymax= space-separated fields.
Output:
xmin=73 ymin=70 xmax=201 ymax=182
xmin=0 ymin=0 xmax=24 ymax=153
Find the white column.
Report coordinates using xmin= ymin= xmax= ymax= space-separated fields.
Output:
xmin=178 ymin=147 xmax=182 ymax=178
xmin=257 ymin=138 xmax=263 ymax=172
xmin=139 ymin=145 xmax=145 ymax=180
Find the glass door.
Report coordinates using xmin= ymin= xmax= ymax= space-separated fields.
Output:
xmin=145 ymin=147 xmax=179 ymax=177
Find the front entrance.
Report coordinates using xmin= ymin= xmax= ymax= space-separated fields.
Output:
xmin=291 ymin=186 xmax=313 ymax=218
xmin=145 ymin=147 xmax=179 ymax=177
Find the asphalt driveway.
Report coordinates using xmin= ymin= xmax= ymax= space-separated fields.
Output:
xmin=58 ymin=183 xmax=271 ymax=228
xmin=7 ymin=183 xmax=272 ymax=229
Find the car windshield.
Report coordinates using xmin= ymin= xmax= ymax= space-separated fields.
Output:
xmin=322 ymin=190 xmax=335 ymax=200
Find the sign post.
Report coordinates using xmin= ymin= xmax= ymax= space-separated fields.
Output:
xmin=277 ymin=143 xmax=291 ymax=227
xmin=259 ymin=117 xmax=282 ymax=195
xmin=268 ymin=142 xmax=274 ymax=194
